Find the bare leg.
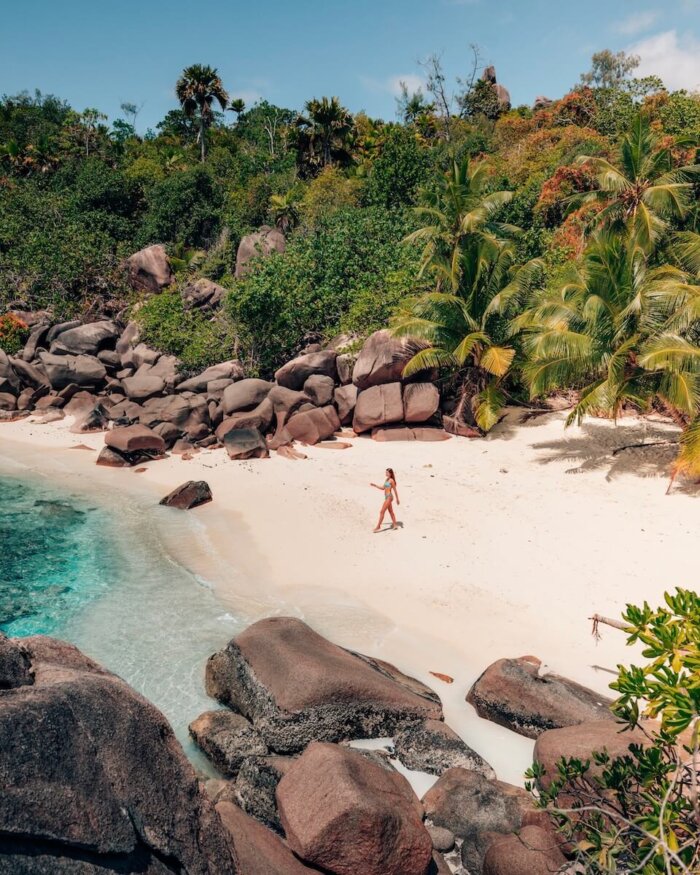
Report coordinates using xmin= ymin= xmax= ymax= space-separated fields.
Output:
xmin=374 ymin=500 xmax=388 ymax=532
xmin=388 ymin=502 xmax=397 ymax=529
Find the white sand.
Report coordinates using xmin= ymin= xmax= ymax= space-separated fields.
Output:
xmin=1 ymin=409 xmax=697 ymax=787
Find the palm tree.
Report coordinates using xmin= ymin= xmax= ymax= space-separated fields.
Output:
xmin=175 ymin=64 xmax=229 ymax=162
xmin=519 ymin=226 xmax=700 ymax=479
xmin=291 ymin=97 xmax=355 ymax=174
xmin=571 ymin=112 xmax=700 ymax=251
xmin=269 ymin=189 xmax=302 ymax=234
xmin=405 ymin=158 xmax=516 ymax=293
xmin=227 ymin=98 xmax=246 ymax=122
xmin=391 ymin=158 xmax=521 ymax=432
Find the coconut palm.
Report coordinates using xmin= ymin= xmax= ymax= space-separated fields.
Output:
xmin=392 ymin=238 xmax=521 ymax=431
xmin=227 ymin=98 xmax=246 ymax=122
xmin=405 ymin=158 xmax=516 ymax=294
xmin=390 ymin=158 xmax=521 ymax=432
xmin=519 ymin=226 xmax=700 ymax=479
xmin=175 ymin=64 xmax=229 ymax=162
xmin=572 ymin=112 xmax=700 ymax=251
xmin=291 ymin=97 xmax=355 ymax=174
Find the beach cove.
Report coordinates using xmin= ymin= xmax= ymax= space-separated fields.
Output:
xmin=1 ymin=407 xmax=695 ymax=788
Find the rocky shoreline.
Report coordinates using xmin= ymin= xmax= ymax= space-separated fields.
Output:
xmin=0 ymin=614 xmax=634 ymax=874
xmin=0 ymin=288 xmax=472 ymax=476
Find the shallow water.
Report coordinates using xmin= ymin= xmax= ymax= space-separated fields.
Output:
xmin=0 ymin=456 xmax=247 ymax=772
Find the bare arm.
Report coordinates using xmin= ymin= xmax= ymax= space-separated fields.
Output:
xmin=370 ymin=483 xmax=383 ymax=490
xmin=392 ymin=480 xmax=400 ymax=504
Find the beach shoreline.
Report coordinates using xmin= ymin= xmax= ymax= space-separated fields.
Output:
xmin=1 ymin=409 xmax=696 ymax=786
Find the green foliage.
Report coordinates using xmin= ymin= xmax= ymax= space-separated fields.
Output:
xmin=528 ymin=589 xmax=700 ymax=874
xmin=139 ymin=166 xmax=223 ymax=248
xmin=135 ymin=288 xmax=237 ymax=369
xmin=228 ymin=206 xmax=423 ymax=373
xmin=362 ymin=126 xmax=430 ymax=209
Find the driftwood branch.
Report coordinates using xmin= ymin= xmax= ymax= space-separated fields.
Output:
xmin=590 ymin=614 xmax=628 ymax=641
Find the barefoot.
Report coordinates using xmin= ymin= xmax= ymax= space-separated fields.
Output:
xmin=373 ymin=526 xmax=381 ymax=533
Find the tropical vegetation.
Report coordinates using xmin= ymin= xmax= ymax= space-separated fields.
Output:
xmin=1 ymin=53 xmax=700 ymax=471
xmin=528 ymin=588 xmax=700 ymax=874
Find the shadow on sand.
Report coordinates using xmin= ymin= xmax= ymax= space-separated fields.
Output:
xmin=530 ymin=420 xmax=687 ymax=484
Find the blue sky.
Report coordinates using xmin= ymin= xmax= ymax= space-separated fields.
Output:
xmin=2 ymin=0 xmax=699 ymax=131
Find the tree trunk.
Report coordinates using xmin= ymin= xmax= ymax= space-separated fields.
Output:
xmin=200 ymin=116 xmax=206 ymax=162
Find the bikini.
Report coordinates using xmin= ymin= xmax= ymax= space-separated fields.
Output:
xmin=384 ymin=480 xmax=392 ymax=499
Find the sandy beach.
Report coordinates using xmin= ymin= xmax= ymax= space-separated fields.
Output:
xmin=1 ymin=409 xmax=696 ymax=788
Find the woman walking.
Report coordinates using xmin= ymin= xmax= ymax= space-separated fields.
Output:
xmin=370 ymin=468 xmax=399 ymax=532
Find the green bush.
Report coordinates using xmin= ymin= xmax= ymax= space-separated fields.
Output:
xmin=135 ymin=288 xmax=238 ymax=370
xmin=0 ymin=314 xmax=30 ymax=354
xmin=227 ymin=206 xmax=425 ymax=374
xmin=138 ymin=166 xmax=223 ymax=249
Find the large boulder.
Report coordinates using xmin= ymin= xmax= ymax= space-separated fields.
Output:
xmin=216 ymin=398 xmax=274 ymax=441
xmin=533 ymin=720 xmax=650 ymax=791
xmin=285 ymin=405 xmax=340 ymax=445
xmin=0 ymin=350 xmax=21 ymax=396
xmin=352 ymin=330 xmax=430 ymax=390
xmin=160 ymin=480 xmax=213 ymax=510
xmin=276 ymin=742 xmax=433 ymax=875
xmin=178 ymin=361 xmax=245 ymax=394
xmin=303 ymin=374 xmax=335 ymax=406
xmin=404 ymin=382 xmax=440 ymax=423
xmin=182 ymin=278 xmax=227 ymax=311
xmin=217 ymin=799 xmax=318 ymax=874
xmin=235 ymin=226 xmax=286 ymax=279
xmin=483 ymin=825 xmax=566 ymax=875
xmin=9 ymin=357 xmax=50 ymax=390
xmin=223 ymin=427 xmax=270 ymax=460
xmin=121 ymin=373 xmax=166 ymax=401
xmin=49 ymin=320 xmax=119 ymax=357
xmin=0 ymin=633 xmax=33 ymax=689
xmin=393 ymin=718 xmax=495 ymax=778
xmin=275 ymin=351 xmax=338 ymax=391
xmin=466 ymin=656 xmax=615 ymax=739
xmin=353 ymin=382 xmax=404 ymax=434
xmin=0 ymin=635 xmax=236 ymax=873
xmin=140 ymin=394 xmax=192 ymax=428
xmin=205 ymin=617 xmax=442 ymax=753
xmin=223 ymin=379 xmax=274 ymax=416
xmin=190 ymin=711 xmax=268 ymax=777
xmin=105 ymin=424 xmax=166 ymax=454
xmin=125 ymin=243 xmax=174 ymax=293
xmin=19 ymin=323 xmax=50 ymax=361
xmin=422 ymin=767 xmax=533 ymax=874
xmin=333 ymin=384 xmax=357 ymax=425
xmin=38 ymin=352 xmax=106 ymax=390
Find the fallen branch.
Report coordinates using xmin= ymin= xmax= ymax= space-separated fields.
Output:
xmin=611 ymin=439 xmax=678 ymax=457
xmin=590 ymin=614 xmax=628 ymax=641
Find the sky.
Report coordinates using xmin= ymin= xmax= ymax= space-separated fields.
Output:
xmin=1 ymin=0 xmax=700 ymax=131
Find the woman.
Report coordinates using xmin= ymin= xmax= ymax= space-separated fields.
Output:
xmin=370 ymin=468 xmax=399 ymax=532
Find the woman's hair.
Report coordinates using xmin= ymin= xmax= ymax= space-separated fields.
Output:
xmin=386 ymin=467 xmax=396 ymax=483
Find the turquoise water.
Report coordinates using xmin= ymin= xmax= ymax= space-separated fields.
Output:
xmin=0 ymin=459 xmax=247 ymax=771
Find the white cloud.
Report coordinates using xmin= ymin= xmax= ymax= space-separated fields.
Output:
xmin=386 ymin=74 xmax=427 ymax=96
xmin=360 ymin=73 xmax=427 ymax=97
xmin=629 ymin=29 xmax=700 ymax=91
xmin=613 ymin=10 xmax=659 ymax=36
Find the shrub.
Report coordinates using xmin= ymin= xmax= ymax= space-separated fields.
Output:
xmin=138 ymin=166 xmax=223 ymax=249
xmin=135 ymin=288 xmax=238 ymax=370
xmin=0 ymin=314 xmax=29 ymax=354
xmin=227 ymin=206 xmax=425 ymax=374
xmin=528 ymin=588 xmax=700 ymax=874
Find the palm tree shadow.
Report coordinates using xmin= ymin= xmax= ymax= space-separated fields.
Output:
xmin=532 ymin=422 xmax=682 ymax=483
xmin=486 ymin=408 xmax=569 ymax=442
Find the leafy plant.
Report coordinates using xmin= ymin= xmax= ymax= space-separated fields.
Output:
xmin=528 ymin=589 xmax=700 ymax=874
